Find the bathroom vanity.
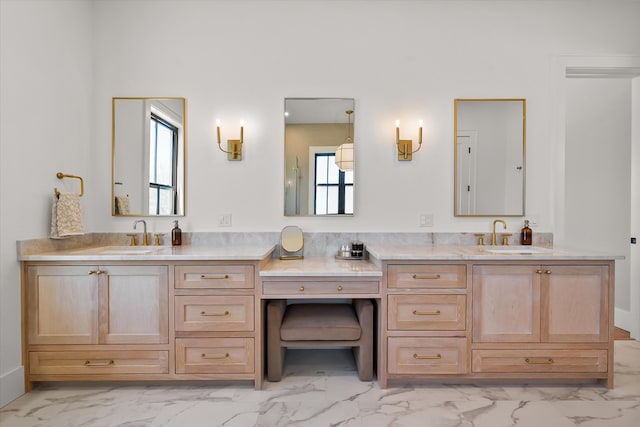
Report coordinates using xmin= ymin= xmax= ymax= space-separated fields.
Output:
xmin=19 ymin=241 xmax=616 ymax=390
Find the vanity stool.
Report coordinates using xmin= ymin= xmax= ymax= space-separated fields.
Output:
xmin=266 ymin=300 xmax=373 ymax=382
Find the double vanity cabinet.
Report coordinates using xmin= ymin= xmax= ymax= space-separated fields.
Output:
xmin=19 ymin=243 xmax=615 ymax=390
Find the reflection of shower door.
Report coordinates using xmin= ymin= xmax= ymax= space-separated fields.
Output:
xmin=456 ymin=131 xmax=477 ymax=215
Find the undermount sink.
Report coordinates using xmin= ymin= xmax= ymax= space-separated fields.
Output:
xmin=484 ymin=246 xmax=552 ymax=254
xmin=72 ymin=246 xmax=165 ymax=255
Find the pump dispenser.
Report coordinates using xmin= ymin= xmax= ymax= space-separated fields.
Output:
xmin=520 ymin=220 xmax=532 ymax=246
xmin=171 ymin=220 xmax=182 ymax=246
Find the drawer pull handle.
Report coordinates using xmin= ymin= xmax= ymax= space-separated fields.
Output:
xmin=201 ymin=353 xmax=229 ymax=360
xmin=413 ymin=353 xmax=442 ymax=360
xmin=544 ymin=270 xmax=552 ymax=274
xmin=535 ymin=269 xmax=543 ymax=274
xmin=88 ymin=270 xmax=104 ymax=275
xmin=299 ymin=286 xmax=305 ymax=292
xmin=200 ymin=310 xmax=229 ymax=317
xmin=200 ymin=274 xmax=230 ymax=280
xmin=413 ymin=309 xmax=441 ymax=316
xmin=337 ymin=285 xmax=343 ymax=291
xmin=525 ymin=357 xmax=554 ymax=365
xmin=84 ymin=360 xmax=114 ymax=367
xmin=412 ymin=274 xmax=441 ymax=280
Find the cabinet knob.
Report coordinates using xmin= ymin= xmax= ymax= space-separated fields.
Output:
xmin=545 ymin=270 xmax=552 ymax=274
xmin=536 ymin=269 xmax=543 ymax=274
xmin=337 ymin=285 xmax=343 ymax=291
xmin=88 ymin=270 xmax=104 ymax=275
xmin=299 ymin=286 xmax=305 ymax=292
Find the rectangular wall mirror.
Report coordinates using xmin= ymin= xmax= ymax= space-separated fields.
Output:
xmin=284 ymin=98 xmax=355 ymax=216
xmin=112 ymin=97 xmax=186 ymax=216
xmin=454 ymin=98 xmax=526 ymax=217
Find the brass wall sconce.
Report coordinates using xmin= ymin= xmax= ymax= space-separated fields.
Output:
xmin=395 ymin=119 xmax=423 ymax=161
xmin=216 ymin=119 xmax=244 ymax=161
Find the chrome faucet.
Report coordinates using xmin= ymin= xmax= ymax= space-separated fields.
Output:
xmin=133 ymin=219 xmax=148 ymax=246
xmin=491 ymin=219 xmax=507 ymax=246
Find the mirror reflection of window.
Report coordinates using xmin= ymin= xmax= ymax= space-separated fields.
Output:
xmin=149 ymin=113 xmax=178 ymax=215
xmin=313 ymin=153 xmax=353 ymax=215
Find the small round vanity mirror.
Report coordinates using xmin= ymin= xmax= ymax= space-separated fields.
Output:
xmin=280 ymin=226 xmax=304 ymax=259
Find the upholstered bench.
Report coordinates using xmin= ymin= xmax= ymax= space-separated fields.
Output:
xmin=267 ymin=300 xmax=373 ymax=381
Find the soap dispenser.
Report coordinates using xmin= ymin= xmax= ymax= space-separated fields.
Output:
xmin=171 ymin=220 xmax=182 ymax=246
xmin=520 ymin=220 xmax=532 ymax=246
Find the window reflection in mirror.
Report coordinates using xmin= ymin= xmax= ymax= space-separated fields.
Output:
xmin=284 ymin=98 xmax=355 ymax=216
xmin=454 ymin=99 xmax=526 ymax=217
xmin=112 ymin=97 xmax=186 ymax=216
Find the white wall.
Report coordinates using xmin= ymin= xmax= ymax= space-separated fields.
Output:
xmin=2 ymin=0 xmax=640 ymax=406
xmin=0 ymin=0 xmax=93 ymax=406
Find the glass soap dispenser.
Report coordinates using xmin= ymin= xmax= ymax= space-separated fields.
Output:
xmin=171 ymin=220 xmax=182 ymax=246
xmin=520 ymin=220 xmax=532 ymax=246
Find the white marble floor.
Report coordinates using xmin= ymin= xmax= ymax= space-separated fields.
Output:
xmin=2 ymin=341 xmax=639 ymax=427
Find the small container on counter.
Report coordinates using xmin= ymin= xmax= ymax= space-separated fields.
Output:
xmin=520 ymin=220 xmax=532 ymax=245
xmin=350 ymin=241 xmax=365 ymax=258
xmin=171 ymin=220 xmax=182 ymax=246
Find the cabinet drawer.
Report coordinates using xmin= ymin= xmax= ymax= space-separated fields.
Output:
xmin=388 ymin=264 xmax=466 ymax=289
xmin=175 ymin=265 xmax=254 ymax=289
xmin=388 ymin=337 xmax=467 ymax=374
xmin=471 ymin=349 xmax=608 ymax=373
xmin=176 ymin=338 xmax=254 ymax=374
xmin=175 ymin=296 xmax=254 ymax=332
xmin=29 ymin=351 xmax=168 ymax=375
xmin=388 ymin=295 xmax=466 ymax=331
xmin=263 ymin=280 xmax=379 ymax=296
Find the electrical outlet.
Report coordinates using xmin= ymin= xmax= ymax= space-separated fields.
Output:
xmin=419 ymin=213 xmax=434 ymax=227
xmin=218 ymin=214 xmax=232 ymax=227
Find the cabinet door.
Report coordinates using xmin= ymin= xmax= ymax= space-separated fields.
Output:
xmin=99 ymin=265 xmax=169 ymax=344
xmin=541 ymin=265 xmax=609 ymax=343
xmin=28 ymin=265 xmax=99 ymax=345
xmin=472 ymin=265 xmax=541 ymax=343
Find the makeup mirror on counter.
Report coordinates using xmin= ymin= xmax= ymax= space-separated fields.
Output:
xmin=284 ymin=98 xmax=355 ymax=216
xmin=280 ymin=226 xmax=304 ymax=259
xmin=454 ymin=98 xmax=526 ymax=217
xmin=112 ymin=97 xmax=186 ymax=216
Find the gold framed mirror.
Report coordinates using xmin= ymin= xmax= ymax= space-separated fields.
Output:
xmin=284 ymin=98 xmax=355 ymax=216
xmin=454 ymin=98 xmax=526 ymax=217
xmin=112 ymin=97 xmax=186 ymax=216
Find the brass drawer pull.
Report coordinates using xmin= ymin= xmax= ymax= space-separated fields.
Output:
xmin=201 ymin=353 xmax=229 ymax=360
xmin=525 ymin=357 xmax=554 ymax=365
xmin=413 ymin=309 xmax=441 ymax=316
xmin=412 ymin=274 xmax=441 ymax=280
xmin=337 ymin=285 xmax=343 ymax=291
xmin=200 ymin=310 xmax=229 ymax=317
xmin=84 ymin=360 xmax=114 ymax=367
xmin=299 ymin=286 xmax=305 ymax=292
xmin=200 ymin=274 xmax=230 ymax=280
xmin=88 ymin=270 xmax=104 ymax=275
xmin=536 ymin=269 xmax=543 ymax=274
xmin=413 ymin=353 xmax=442 ymax=360
xmin=545 ymin=270 xmax=552 ymax=274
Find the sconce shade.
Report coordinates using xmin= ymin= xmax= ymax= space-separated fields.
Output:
xmin=335 ymin=143 xmax=354 ymax=171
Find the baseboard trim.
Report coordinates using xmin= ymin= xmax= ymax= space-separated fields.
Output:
xmin=614 ymin=327 xmax=633 ymax=340
xmin=0 ymin=365 xmax=25 ymax=408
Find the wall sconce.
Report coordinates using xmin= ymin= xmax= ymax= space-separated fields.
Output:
xmin=216 ymin=119 xmax=244 ymax=161
xmin=395 ymin=119 xmax=423 ymax=161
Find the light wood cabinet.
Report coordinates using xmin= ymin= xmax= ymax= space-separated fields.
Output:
xmin=471 ymin=263 xmax=613 ymax=387
xmin=24 ymin=263 xmax=170 ymax=386
xmin=27 ymin=265 xmax=168 ymax=346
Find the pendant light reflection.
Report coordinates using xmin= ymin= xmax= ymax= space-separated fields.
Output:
xmin=335 ymin=109 xmax=354 ymax=171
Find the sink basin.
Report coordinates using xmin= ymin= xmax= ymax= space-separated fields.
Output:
xmin=484 ymin=246 xmax=552 ymax=254
xmin=72 ymin=246 xmax=165 ymax=255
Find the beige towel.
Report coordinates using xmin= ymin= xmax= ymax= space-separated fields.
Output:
xmin=50 ymin=193 xmax=84 ymax=238
xmin=115 ymin=195 xmax=130 ymax=215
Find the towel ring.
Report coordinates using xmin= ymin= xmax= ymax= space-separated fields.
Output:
xmin=54 ymin=172 xmax=84 ymax=198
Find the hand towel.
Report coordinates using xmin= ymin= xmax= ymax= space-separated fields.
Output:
xmin=115 ymin=195 xmax=130 ymax=215
xmin=50 ymin=193 xmax=84 ymax=238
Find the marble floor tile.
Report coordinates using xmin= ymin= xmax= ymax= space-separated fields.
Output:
xmin=1 ymin=341 xmax=639 ymax=427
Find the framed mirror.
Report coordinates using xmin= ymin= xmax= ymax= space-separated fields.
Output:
xmin=112 ymin=97 xmax=186 ymax=216
xmin=284 ymin=98 xmax=355 ymax=216
xmin=454 ymin=98 xmax=526 ymax=217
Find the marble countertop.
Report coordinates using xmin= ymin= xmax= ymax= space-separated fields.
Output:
xmin=18 ymin=244 xmax=276 ymax=261
xmin=366 ymin=244 xmax=623 ymax=261
xmin=260 ymin=256 xmax=382 ymax=277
